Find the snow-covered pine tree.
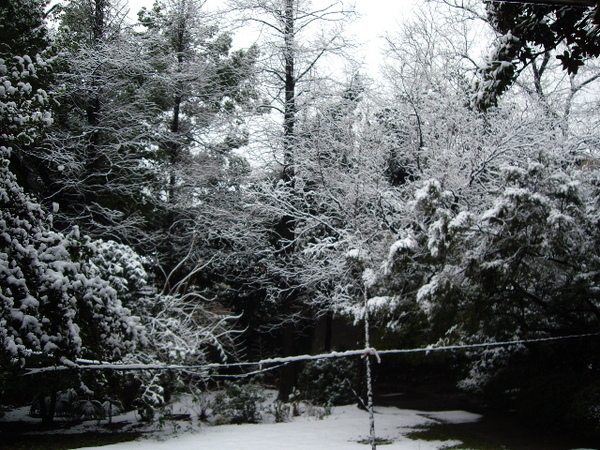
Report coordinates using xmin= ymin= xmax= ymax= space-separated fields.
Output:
xmin=134 ymin=0 xmax=258 ymax=282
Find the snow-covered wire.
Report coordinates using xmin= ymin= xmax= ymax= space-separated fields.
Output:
xmin=21 ymin=332 xmax=600 ymax=375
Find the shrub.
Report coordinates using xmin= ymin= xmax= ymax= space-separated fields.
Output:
xmin=567 ymin=381 xmax=600 ymax=438
xmin=297 ymin=358 xmax=359 ymax=406
xmin=212 ymin=382 xmax=265 ymax=423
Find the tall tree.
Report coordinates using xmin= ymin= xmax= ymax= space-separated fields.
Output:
xmin=41 ymin=0 xmax=163 ymax=249
xmin=230 ymin=0 xmax=353 ymax=179
xmin=223 ymin=0 xmax=356 ymax=399
xmin=136 ymin=0 xmax=258 ymax=281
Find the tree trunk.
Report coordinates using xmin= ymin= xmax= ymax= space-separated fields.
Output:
xmin=39 ymin=391 xmax=57 ymax=425
xmin=276 ymin=0 xmax=300 ymax=403
xmin=277 ymin=320 xmax=298 ymax=402
xmin=85 ymin=0 xmax=105 ymax=203
xmin=283 ymin=0 xmax=296 ymax=183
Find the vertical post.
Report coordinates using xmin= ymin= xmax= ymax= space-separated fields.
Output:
xmin=363 ymin=285 xmax=376 ymax=450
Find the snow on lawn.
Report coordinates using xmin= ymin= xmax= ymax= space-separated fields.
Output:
xmin=78 ymin=404 xmax=480 ymax=450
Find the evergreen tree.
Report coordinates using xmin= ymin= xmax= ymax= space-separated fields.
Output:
xmin=135 ymin=0 xmax=258 ymax=282
xmin=43 ymin=0 xmax=163 ymax=249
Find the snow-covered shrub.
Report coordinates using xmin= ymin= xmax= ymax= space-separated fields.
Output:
xmin=136 ymin=374 xmax=166 ymax=422
xmin=268 ymin=399 xmax=294 ymax=423
xmin=138 ymin=291 xmax=235 ymax=365
xmin=212 ymin=382 xmax=265 ymax=424
xmin=382 ymin=154 xmax=600 ymax=433
xmin=457 ymin=344 xmax=520 ymax=394
xmin=386 ymin=158 xmax=600 ymax=342
xmin=0 ymin=54 xmax=53 ymax=146
xmin=297 ymin=358 xmax=359 ymax=406
xmin=89 ymin=239 xmax=149 ymax=306
xmin=29 ymin=388 xmax=123 ymax=422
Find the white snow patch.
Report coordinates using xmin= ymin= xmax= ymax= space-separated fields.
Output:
xmin=346 ymin=248 xmax=368 ymax=262
xmin=362 ymin=268 xmax=377 ymax=288
xmin=388 ymin=235 xmax=418 ymax=257
xmin=367 ymin=296 xmax=397 ymax=313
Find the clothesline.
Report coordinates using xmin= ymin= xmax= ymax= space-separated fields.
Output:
xmin=23 ymin=331 xmax=600 ymax=375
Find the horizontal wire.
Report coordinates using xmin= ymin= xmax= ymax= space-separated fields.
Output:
xmin=22 ymin=332 xmax=600 ymax=375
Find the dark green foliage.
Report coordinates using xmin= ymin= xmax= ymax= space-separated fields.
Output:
xmin=297 ymin=358 xmax=359 ymax=406
xmin=476 ymin=342 xmax=600 ymax=439
xmin=0 ymin=33 xmax=146 ymax=421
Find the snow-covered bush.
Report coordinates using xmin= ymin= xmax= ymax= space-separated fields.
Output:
xmin=386 ymin=157 xmax=600 ymax=343
xmin=0 ymin=54 xmax=53 ymax=146
xmin=88 ymin=239 xmax=149 ymax=306
xmin=29 ymin=388 xmax=123 ymax=422
xmin=297 ymin=358 xmax=359 ymax=407
xmin=136 ymin=374 xmax=167 ymax=422
xmin=212 ymin=382 xmax=266 ymax=424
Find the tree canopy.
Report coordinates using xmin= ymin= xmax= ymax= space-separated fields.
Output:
xmin=474 ymin=1 xmax=600 ymax=109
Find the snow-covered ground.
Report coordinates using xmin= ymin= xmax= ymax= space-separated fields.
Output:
xmin=6 ymin=394 xmax=597 ymax=450
xmin=73 ymin=402 xmax=481 ymax=450
xmin=1 ymin=390 xmax=484 ymax=449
